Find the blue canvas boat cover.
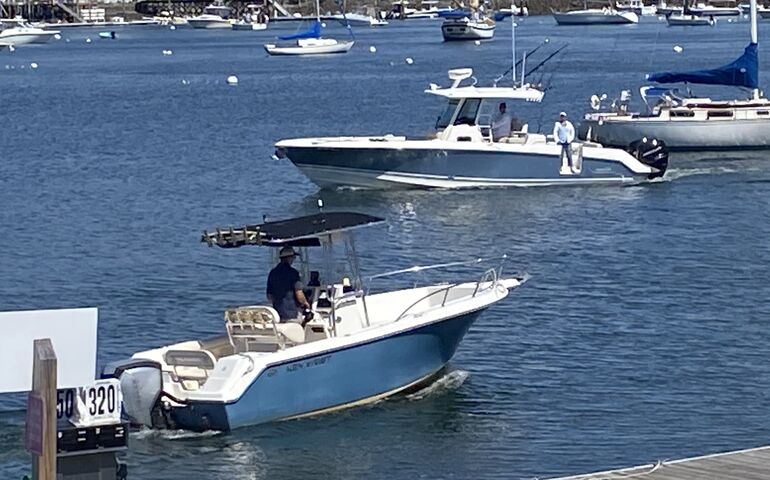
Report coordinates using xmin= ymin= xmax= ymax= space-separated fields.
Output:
xmin=647 ymin=43 xmax=759 ymax=89
xmin=279 ymin=20 xmax=322 ymax=40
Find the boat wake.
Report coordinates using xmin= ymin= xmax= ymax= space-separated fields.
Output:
xmin=132 ymin=427 xmax=224 ymax=441
xmin=657 ymin=165 xmax=741 ymax=182
xmin=406 ymin=369 xmax=470 ymax=401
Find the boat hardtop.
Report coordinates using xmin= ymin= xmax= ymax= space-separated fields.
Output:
xmin=426 ymin=68 xmax=545 ymax=101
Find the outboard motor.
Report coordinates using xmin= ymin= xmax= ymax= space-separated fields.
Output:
xmin=102 ymin=359 xmax=165 ymax=428
xmin=628 ymin=138 xmax=669 ymax=179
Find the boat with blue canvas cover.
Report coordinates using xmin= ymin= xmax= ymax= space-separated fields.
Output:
xmin=103 ymin=210 xmax=526 ymax=431
xmin=580 ymin=0 xmax=770 ymax=150
xmin=264 ymin=0 xmax=354 ymax=55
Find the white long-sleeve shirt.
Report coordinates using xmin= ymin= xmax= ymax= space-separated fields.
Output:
xmin=553 ymin=120 xmax=575 ymax=144
xmin=492 ymin=112 xmax=512 ymax=139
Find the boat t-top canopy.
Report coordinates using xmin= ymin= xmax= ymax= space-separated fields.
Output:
xmin=425 ymin=68 xmax=545 ymax=102
xmin=201 ymin=212 xmax=384 ymax=248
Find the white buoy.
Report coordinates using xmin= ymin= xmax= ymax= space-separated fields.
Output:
xmin=8 ymin=45 xmax=15 ymax=52
xmin=181 ymin=79 xmax=189 ymax=85
xmin=30 ymin=62 xmax=38 ymax=69
xmin=170 ymin=25 xmax=176 ymax=30
xmin=54 ymin=33 xmax=61 ymax=40
xmin=85 ymin=37 xmax=92 ymax=43
xmin=673 ymin=45 xmax=683 ymax=53
xmin=226 ymin=75 xmax=238 ymax=85
xmin=321 ymin=22 xmax=326 ymax=27
xmin=369 ymin=45 xmax=376 ymax=53
xmin=474 ymin=40 xmax=480 ymax=45
xmin=405 ymin=57 xmax=414 ymax=65
xmin=162 ymin=49 xmax=173 ymax=55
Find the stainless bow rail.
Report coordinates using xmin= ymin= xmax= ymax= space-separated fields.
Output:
xmin=360 ymin=255 xmax=510 ymax=324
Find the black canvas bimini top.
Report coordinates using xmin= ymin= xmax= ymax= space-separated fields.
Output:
xmin=201 ymin=212 xmax=384 ymax=248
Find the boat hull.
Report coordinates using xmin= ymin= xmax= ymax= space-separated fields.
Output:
xmin=579 ymin=117 xmax=770 ymax=150
xmin=441 ymin=20 xmax=495 ymax=40
xmin=0 ymin=30 xmax=59 ymax=45
xmin=188 ymin=19 xmax=232 ymax=29
xmin=553 ymin=11 xmax=639 ymax=24
xmin=279 ymin=143 xmax=655 ymax=189
xmin=232 ymin=22 xmax=267 ymax=30
xmin=666 ymin=15 xmax=714 ymax=25
xmin=264 ymin=39 xmax=354 ymax=55
xmin=169 ymin=309 xmax=482 ymax=431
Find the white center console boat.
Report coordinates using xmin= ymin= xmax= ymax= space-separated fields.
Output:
xmin=103 ymin=211 xmax=527 ymax=431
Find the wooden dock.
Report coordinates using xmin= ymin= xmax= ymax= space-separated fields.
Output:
xmin=549 ymin=445 xmax=770 ymax=480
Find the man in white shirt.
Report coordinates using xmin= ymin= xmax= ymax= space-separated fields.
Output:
xmin=553 ymin=111 xmax=576 ymax=171
xmin=491 ymin=102 xmax=512 ymax=141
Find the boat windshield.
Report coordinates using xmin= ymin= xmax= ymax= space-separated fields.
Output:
xmin=436 ymin=99 xmax=460 ymax=129
xmin=454 ymin=98 xmax=481 ymax=125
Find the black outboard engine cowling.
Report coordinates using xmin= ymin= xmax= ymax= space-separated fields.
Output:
xmin=628 ymin=138 xmax=669 ymax=179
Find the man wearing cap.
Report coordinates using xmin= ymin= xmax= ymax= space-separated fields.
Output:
xmin=553 ymin=111 xmax=576 ymax=172
xmin=266 ymin=246 xmax=311 ymax=322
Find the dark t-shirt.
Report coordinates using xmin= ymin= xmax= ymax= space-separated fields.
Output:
xmin=266 ymin=262 xmax=301 ymax=320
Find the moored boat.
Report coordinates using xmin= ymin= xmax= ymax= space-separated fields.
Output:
xmin=579 ymin=0 xmax=770 ymax=150
xmin=553 ymin=6 xmax=639 ymax=24
xmin=188 ymin=2 xmax=233 ymax=29
xmin=441 ymin=15 xmax=495 ymax=41
xmin=0 ymin=17 xmax=60 ymax=45
xmin=103 ymin=211 xmax=527 ymax=431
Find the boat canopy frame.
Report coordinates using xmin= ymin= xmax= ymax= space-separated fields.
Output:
xmin=201 ymin=212 xmax=384 ymax=249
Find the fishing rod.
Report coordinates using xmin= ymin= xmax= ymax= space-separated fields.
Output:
xmin=494 ymin=37 xmax=551 ymax=85
xmin=525 ymin=44 xmax=568 ymax=78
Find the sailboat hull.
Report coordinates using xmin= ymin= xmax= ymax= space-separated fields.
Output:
xmin=553 ymin=10 xmax=639 ymax=25
xmin=579 ymin=117 xmax=770 ymax=151
xmin=264 ymin=39 xmax=354 ymax=55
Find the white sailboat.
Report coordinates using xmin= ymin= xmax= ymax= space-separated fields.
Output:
xmin=264 ymin=0 xmax=354 ymax=55
xmin=580 ymin=0 xmax=770 ymax=150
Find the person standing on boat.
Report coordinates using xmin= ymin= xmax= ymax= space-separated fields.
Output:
xmin=553 ymin=111 xmax=575 ymax=170
xmin=492 ymin=102 xmax=512 ymax=141
xmin=266 ymin=246 xmax=311 ymax=322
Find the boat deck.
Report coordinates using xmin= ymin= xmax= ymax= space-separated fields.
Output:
xmin=548 ymin=445 xmax=770 ymax=480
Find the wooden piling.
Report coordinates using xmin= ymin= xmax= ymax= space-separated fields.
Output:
xmin=31 ymin=339 xmax=57 ymax=480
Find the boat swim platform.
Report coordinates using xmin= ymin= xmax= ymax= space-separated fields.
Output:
xmin=547 ymin=444 xmax=770 ymax=480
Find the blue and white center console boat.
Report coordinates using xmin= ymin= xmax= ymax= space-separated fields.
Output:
xmin=104 ymin=211 xmax=526 ymax=431
xmin=275 ymin=68 xmax=668 ymax=189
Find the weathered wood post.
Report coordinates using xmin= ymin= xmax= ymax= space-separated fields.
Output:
xmin=29 ymin=338 xmax=58 ymax=480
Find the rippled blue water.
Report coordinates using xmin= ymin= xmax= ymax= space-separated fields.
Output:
xmin=2 ymin=16 xmax=770 ymax=480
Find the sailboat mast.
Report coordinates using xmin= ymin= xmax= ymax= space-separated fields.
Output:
xmin=511 ymin=1 xmax=516 ymax=85
xmin=316 ymin=0 xmax=321 ymax=22
xmin=751 ymin=0 xmax=759 ymax=98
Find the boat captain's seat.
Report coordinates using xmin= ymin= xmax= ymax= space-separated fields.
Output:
xmin=163 ymin=349 xmax=217 ymax=391
xmin=225 ymin=305 xmax=305 ymax=353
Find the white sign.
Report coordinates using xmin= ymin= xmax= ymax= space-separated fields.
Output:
xmin=0 ymin=308 xmax=98 ymax=393
xmin=58 ymin=379 xmax=122 ymax=427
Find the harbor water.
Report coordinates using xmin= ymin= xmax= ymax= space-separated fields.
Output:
xmin=2 ymin=17 xmax=770 ymax=479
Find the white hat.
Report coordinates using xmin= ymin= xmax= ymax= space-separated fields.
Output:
xmin=559 ymin=111 xmax=568 ymax=117
xmin=279 ymin=246 xmax=298 ymax=258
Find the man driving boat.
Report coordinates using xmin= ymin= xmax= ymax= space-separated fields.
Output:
xmin=266 ymin=246 xmax=311 ymax=322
